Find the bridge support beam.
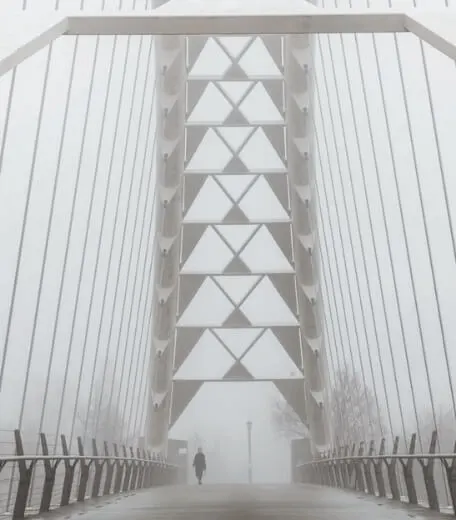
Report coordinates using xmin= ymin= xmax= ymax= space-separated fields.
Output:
xmin=285 ymin=34 xmax=328 ymax=451
xmin=148 ymin=33 xmax=186 ymax=455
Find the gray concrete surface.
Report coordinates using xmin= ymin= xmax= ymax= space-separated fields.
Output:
xmin=39 ymin=484 xmax=450 ymax=520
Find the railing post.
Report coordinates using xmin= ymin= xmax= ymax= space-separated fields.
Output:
xmin=60 ymin=435 xmax=76 ymax=507
xmin=321 ymin=452 xmax=329 ymax=486
xmin=362 ymin=440 xmax=375 ymax=495
xmin=91 ymin=439 xmax=103 ymax=498
xmin=347 ymin=445 xmax=356 ymax=489
xmin=103 ymin=441 xmax=114 ymax=496
xmin=333 ymin=448 xmax=342 ymax=488
xmin=39 ymin=432 xmax=59 ymax=513
xmin=338 ymin=446 xmax=347 ymax=488
xmin=355 ymin=442 xmax=365 ymax=492
xmin=373 ymin=438 xmax=386 ymax=497
xmin=442 ymin=440 xmax=456 ymax=515
xmin=142 ymin=450 xmax=150 ymax=488
xmin=122 ymin=445 xmax=132 ymax=492
xmin=419 ymin=430 xmax=439 ymax=511
xmin=13 ymin=430 xmax=35 ymax=519
xmin=136 ymin=448 xmax=145 ymax=489
xmin=146 ymin=450 xmax=154 ymax=487
xmin=130 ymin=447 xmax=139 ymax=490
xmin=113 ymin=444 xmax=124 ymax=494
xmin=385 ymin=437 xmax=400 ymax=501
xmin=400 ymin=432 xmax=417 ymax=505
xmin=77 ymin=437 xmax=90 ymax=502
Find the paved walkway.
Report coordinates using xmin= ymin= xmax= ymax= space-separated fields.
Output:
xmin=45 ymin=484 xmax=448 ymax=520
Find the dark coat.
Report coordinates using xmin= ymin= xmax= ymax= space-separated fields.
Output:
xmin=193 ymin=452 xmax=206 ymax=472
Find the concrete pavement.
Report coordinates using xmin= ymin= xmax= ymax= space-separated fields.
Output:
xmin=41 ymin=484 xmax=449 ymax=520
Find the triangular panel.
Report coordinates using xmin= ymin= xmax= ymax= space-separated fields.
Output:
xmin=241 ymin=277 xmax=298 ymax=325
xmin=178 ymin=274 xmax=206 ymax=315
xmin=273 ymin=379 xmax=307 ymax=424
xmin=188 ymin=83 xmax=232 ymax=124
xmin=240 ymin=82 xmax=284 ymax=123
xmin=242 ymin=329 xmax=302 ymax=378
xmin=238 ymin=37 xmax=282 ymax=77
xmin=217 ymin=175 xmax=256 ymax=201
xmin=224 ymin=257 xmax=251 ymax=274
xmin=215 ymin=224 xmax=259 ymax=252
xmin=170 ymin=381 xmax=203 ymax=428
xmin=240 ymin=225 xmax=294 ymax=272
xmin=182 ymin=226 xmax=234 ymax=273
xmin=213 ymin=328 xmax=265 ymax=358
xmin=238 ymin=175 xmax=289 ymax=220
xmin=223 ymin=361 xmax=253 ymax=380
xmin=239 ymin=128 xmax=286 ymax=171
xmin=271 ymin=326 xmax=303 ymax=370
xmin=217 ymin=127 xmax=255 ymax=152
xmin=217 ymin=81 xmax=253 ymax=105
xmin=174 ymin=327 xmax=205 ymax=371
xmin=216 ymin=37 xmax=253 ymax=59
xmin=186 ymin=129 xmax=233 ymax=171
xmin=183 ymin=174 xmax=207 ymax=212
xmin=213 ymin=275 xmax=260 ymax=304
xmin=189 ymin=37 xmax=231 ymax=77
xmin=178 ymin=278 xmax=234 ymax=326
xmin=223 ymin=308 xmax=251 ymax=327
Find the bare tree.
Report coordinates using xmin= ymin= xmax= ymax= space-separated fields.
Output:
xmin=76 ymin=379 xmax=138 ymax=451
xmin=271 ymin=399 xmax=307 ymax=439
xmin=330 ymin=368 xmax=383 ymax=444
xmin=272 ymin=368 xmax=383 ymax=445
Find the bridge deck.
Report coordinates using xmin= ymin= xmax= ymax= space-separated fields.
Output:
xmin=47 ymin=484 xmax=447 ymax=520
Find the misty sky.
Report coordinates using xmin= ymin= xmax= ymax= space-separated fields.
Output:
xmin=0 ymin=0 xmax=456 ymax=483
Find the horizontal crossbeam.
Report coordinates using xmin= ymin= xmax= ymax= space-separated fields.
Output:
xmin=1 ymin=9 xmax=456 ymax=78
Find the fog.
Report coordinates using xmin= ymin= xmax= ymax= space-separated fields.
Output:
xmin=0 ymin=0 xmax=456 ymax=488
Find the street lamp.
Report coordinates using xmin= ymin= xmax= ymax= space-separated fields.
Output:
xmin=246 ymin=420 xmax=252 ymax=484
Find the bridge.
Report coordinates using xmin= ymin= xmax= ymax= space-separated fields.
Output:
xmin=1 ymin=0 xmax=456 ymax=518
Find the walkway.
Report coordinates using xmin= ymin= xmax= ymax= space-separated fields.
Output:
xmin=47 ymin=484 xmax=447 ymax=520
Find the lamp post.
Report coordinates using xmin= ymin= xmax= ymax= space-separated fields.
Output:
xmin=246 ymin=420 xmax=252 ymax=484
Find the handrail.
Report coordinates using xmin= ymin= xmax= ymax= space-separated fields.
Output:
xmin=295 ymin=430 xmax=456 ymax=516
xmin=0 ymin=429 xmax=180 ymax=520
xmin=0 ymin=454 xmax=176 ymax=465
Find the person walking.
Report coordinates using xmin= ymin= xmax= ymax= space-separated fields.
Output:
xmin=192 ymin=447 xmax=206 ymax=485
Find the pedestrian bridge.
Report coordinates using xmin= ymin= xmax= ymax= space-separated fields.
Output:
xmin=1 ymin=0 xmax=456 ymax=518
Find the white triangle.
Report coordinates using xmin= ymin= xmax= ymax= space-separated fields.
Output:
xmin=186 ymin=128 xmax=233 ymax=172
xmin=241 ymin=329 xmax=302 ymax=378
xmin=213 ymin=328 xmax=264 ymax=358
xmin=238 ymin=38 xmax=282 ymax=77
xmin=217 ymin=175 xmax=256 ymax=200
xmin=190 ymin=37 xmax=232 ymax=78
xmin=217 ymin=81 xmax=253 ymax=105
xmin=238 ymin=175 xmax=289 ymax=220
xmin=216 ymin=37 xmax=253 ymax=59
xmin=185 ymin=177 xmax=233 ymax=222
xmin=178 ymin=278 xmax=234 ymax=327
xmin=213 ymin=275 xmax=260 ymax=304
xmin=188 ymin=83 xmax=232 ymax=124
xmin=174 ymin=330 xmax=234 ymax=379
xmin=215 ymin=224 xmax=259 ymax=252
xmin=182 ymin=227 xmax=234 ymax=273
xmin=239 ymin=128 xmax=285 ymax=171
xmin=240 ymin=82 xmax=284 ymax=123
xmin=240 ymin=278 xmax=298 ymax=326
xmin=240 ymin=226 xmax=293 ymax=272
xmin=217 ymin=127 xmax=255 ymax=153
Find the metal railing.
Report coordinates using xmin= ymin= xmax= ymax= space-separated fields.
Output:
xmin=0 ymin=430 xmax=177 ymax=519
xmin=297 ymin=431 xmax=456 ymax=516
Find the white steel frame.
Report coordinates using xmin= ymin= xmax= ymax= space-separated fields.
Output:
xmin=2 ymin=4 xmax=455 ymax=455
xmin=1 ymin=9 xmax=456 ymax=78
